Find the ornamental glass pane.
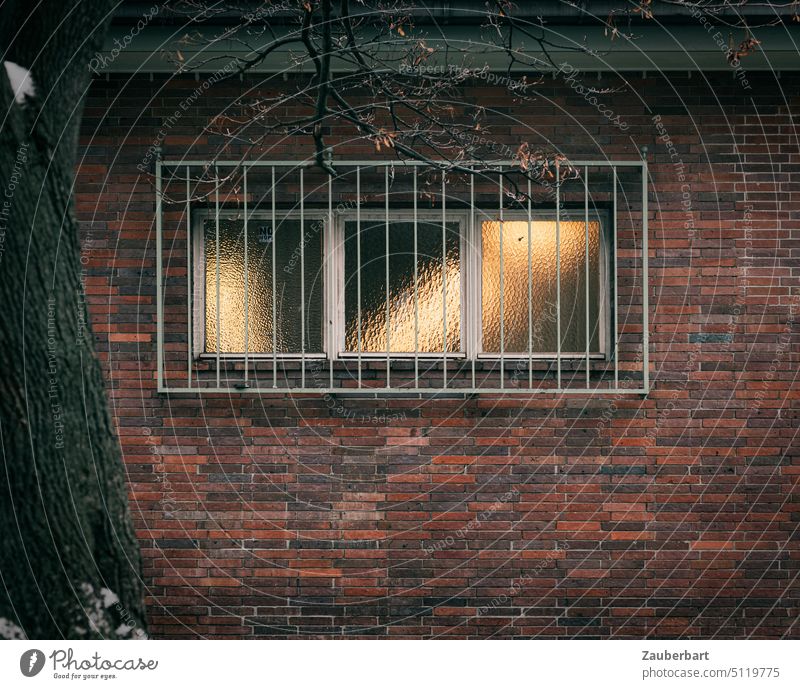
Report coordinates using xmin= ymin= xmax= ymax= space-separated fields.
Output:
xmin=343 ymin=219 xmax=461 ymax=353
xmin=204 ymin=217 xmax=323 ymax=353
xmin=481 ymin=219 xmax=601 ymax=353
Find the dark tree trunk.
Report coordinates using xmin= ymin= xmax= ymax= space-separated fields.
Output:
xmin=0 ymin=0 xmax=146 ymax=639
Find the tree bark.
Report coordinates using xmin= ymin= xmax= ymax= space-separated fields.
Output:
xmin=0 ymin=0 xmax=146 ymax=639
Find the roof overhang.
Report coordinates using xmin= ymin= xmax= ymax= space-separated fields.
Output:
xmin=96 ymin=1 xmax=800 ymax=74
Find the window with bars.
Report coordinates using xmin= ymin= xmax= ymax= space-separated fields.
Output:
xmin=158 ymin=160 xmax=648 ymax=394
xmin=193 ymin=211 xmax=608 ymax=360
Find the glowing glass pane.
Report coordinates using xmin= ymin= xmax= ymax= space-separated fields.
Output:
xmin=481 ymin=219 xmax=601 ymax=353
xmin=344 ymin=220 xmax=461 ymax=353
xmin=204 ymin=217 xmax=323 ymax=353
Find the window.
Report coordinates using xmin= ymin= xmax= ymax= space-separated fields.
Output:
xmin=194 ymin=210 xmax=608 ymax=360
xmin=160 ymin=159 xmax=648 ymax=394
xmin=342 ymin=215 xmax=463 ymax=355
xmin=480 ymin=217 xmax=604 ymax=355
xmin=198 ymin=214 xmax=324 ymax=355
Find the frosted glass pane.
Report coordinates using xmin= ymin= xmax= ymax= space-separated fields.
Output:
xmin=482 ymin=220 xmax=600 ymax=353
xmin=344 ymin=220 xmax=461 ymax=353
xmin=205 ymin=217 xmax=323 ymax=352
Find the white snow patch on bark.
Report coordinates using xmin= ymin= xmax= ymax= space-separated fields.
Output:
xmin=78 ymin=582 xmax=113 ymax=637
xmin=0 ymin=617 xmax=26 ymax=639
xmin=100 ymin=587 xmax=119 ymax=608
xmin=4 ymin=61 xmax=36 ymax=104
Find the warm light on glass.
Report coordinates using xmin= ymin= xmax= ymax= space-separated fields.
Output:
xmin=344 ymin=220 xmax=461 ymax=353
xmin=482 ymin=219 xmax=601 ymax=353
xmin=204 ymin=218 xmax=323 ymax=353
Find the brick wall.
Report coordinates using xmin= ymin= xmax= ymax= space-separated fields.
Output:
xmin=76 ymin=70 xmax=800 ymax=638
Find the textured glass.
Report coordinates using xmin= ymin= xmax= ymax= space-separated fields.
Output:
xmin=482 ymin=220 xmax=600 ymax=353
xmin=205 ymin=217 xmax=323 ymax=352
xmin=344 ymin=220 xmax=461 ymax=353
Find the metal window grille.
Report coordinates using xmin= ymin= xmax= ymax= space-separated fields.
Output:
xmin=156 ymin=159 xmax=649 ymax=395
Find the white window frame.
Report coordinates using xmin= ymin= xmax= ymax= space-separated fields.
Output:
xmin=191 ymin=207 xmax=611 ymax=362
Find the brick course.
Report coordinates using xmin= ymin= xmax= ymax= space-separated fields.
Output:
xmin=76 ymin=71 xmax=800 ymax=638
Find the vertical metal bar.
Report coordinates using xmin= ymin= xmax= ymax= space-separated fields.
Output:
xmin=527 ymin=177 xmax=533 ymax=389
xmin=329 ymin=175 xmax=334 ymax=391
xmin=470 ymin=173 xmax=476 ymax=390
xmin=300 ymin=168 xmax=306 ymax=388
xmin=442 ymin=173 xmax=447 ymax=388
xmin=356 ymin=166 xmax=362 ymax=388
xmin=385 ymin=167 xmax=391 ymax=389
xmin=499 ymin=173 xmax=504 ymax=389
xmin=156 ymin=160 xmax=163 ymax=390
xmin=272 ymin=166 xmax=277 ymax=388
xmin=556 ymin=164 xmax=562 ymax=391
xmin=185 ymin=165 xmax=191 ymax=388
xmin=215 ymin=165 xmax=221 ymax=387
xmin=413 ymin=167 xmax=419 ymax=388
xmin=613 ymin=166 xmax=619 ymax=389
xmin=243 ymin=165 xmax=249 ymax=384
xmin=642 ymin=157 xmax=650 ymax=392
xmin=585 ymin=165 xmax=590 ymax=387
